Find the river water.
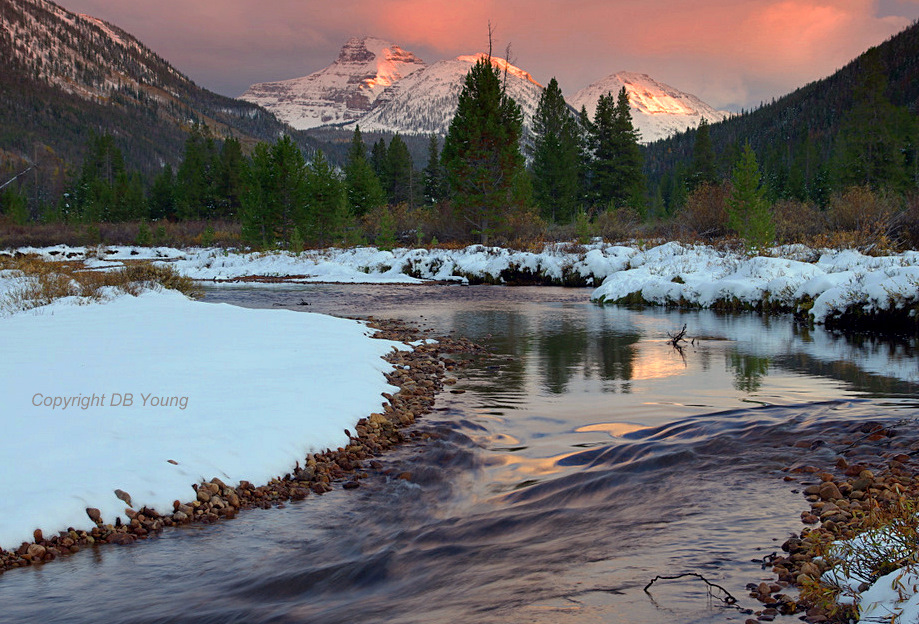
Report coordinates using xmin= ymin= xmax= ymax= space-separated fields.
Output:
xmin=3 ymin=284 xmax=918 ymax=624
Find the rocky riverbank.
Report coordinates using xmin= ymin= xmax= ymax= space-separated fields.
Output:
xmin=747 ymin=420 xmax=919 ymax=623
xmin=0 ymin=317 xmax=485 ymax=575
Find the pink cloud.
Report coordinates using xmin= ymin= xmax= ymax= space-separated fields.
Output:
xmin=54 ymin=0 xmax=919 ymax=108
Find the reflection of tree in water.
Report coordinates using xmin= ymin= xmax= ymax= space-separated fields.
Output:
xmin=450 ymin=310 xmax=530 ymax=398
xmin=728 ymin=351 xmax=770 ymax=392
xmin=537 ymin=318 xmax=640 ymax=393
xmin=538 ymin=323 xmax=589 ymax=394
xmin=589 ymin=331 xmax=640 ymax=386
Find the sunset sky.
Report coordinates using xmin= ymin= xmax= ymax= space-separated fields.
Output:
xmin=56 ymin=0 xmax=919 ymax=111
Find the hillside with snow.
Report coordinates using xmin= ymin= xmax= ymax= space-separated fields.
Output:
xmin=346 ymin=54 xmax=544 ymax=136
xmin=570 ymin=72 xmax=730 ymax=144
xmin=240 ymin=37 xmax=427 ymax=130
xmin=0 ymin=0 xmax=306 ymax=176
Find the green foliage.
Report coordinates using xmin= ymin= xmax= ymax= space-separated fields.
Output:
xmin=728 ymin=143 xmax=775 ymax=251
xmin=686 ymin=118 xmax=718 ymax=192
xmin=175 ymin=125 xmax=221 ymax=220
xmin=1 ymin=186 xmax=30 ymax=225
xmin=344 ymin=126 xmax=385 ymax=216
xmin=423 ymin=134 xmax=448 ymax=205
xmin=375 ymin=207 xmax=397 ymax=250
xmin=148 ymin=164 xmax=177 ymax=221
xmin=289 ymin=226 xmax=304 ymax=254
xmin=832 ymin=50 xmax=918 ymax=193
xmin=135 ymin=221 xmax=152 ymax=246
xmin=240 ymin=136 xmax=309 ymax=246
xmin=589 ymin=88 xmax=645 ymax=212
xmin=574 ymin=208 xmax=593 ymax=244
xmin=531 ymin=78 xmax=582 ymax=223
xmin=303 ymin=151 xmax=348 ymax=247
xmin=442 ymin=55 xmax=527 ymax=243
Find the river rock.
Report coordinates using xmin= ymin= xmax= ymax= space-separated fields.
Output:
xmin=817 ymin=482 xmax=842 ymax=501
xmin=86 ymin=507 xmax=102 ymax=524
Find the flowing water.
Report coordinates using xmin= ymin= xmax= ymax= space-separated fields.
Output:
xmin=3 ymin=285 xmax=919 ymax=624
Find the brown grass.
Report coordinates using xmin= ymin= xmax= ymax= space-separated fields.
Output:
xmin=0 ymin=255 xmax=200 ymax=314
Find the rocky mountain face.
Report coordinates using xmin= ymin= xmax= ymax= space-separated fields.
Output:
xmin=0 ymin=0 xmax=306 ymax=181
xmin=570 ymin=72 xmax=730 ymax=144
xmin=240 ymin=37 xmax=427 ymax=130
xmin=346 ymin=53 xmax=545 ymax=136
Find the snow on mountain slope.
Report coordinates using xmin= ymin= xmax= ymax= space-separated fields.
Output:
xmin=0 ymin=0 xmax=185 ymax=102
xmin=347 ymin=53 xmax=544 ymax=136
xmin=240 ymin=37 xmax=427 ymax=130
xmin=571 ymin=72 xmax=730 ymax=144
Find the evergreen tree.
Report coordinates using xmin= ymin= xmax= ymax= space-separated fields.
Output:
xmin=728 ymin=142 xmax=774 ymax=250
xmin=386 ymin=134 xmax=415 ymax=207
xmin=422 ymin=134 xmax=448 ymax=205
xmin=303 ymin=151 xmax=348 ymax=246
xmin=148 ymin=164 xmax=177 ymax=221
xmin=175 ymin=125 xmax=220 ymax=220
xmin=687 ymin=118 xmax=718 ymax=191
xmin=240 ymin=136 xmax=308 ymax=246
xmin=530 ymin=77 xmax=581 ymax=223
xmin=832 ymin=50 xmax=918 ymax=193
xmin=344 ymin=126 xmax=385 ymax=216
xmin=371 ymin=139 xmax=388 ymax=180
xmin=215 ymin=137 xmax=247 ymax=220
xmin=441 ymin=54 xmax=526 ymax=243
xmin=589 ymin=88 xmax=645 ymax=212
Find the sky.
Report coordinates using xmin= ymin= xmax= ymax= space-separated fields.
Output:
xmin=54 ymin=0 xmax=919 ymax=111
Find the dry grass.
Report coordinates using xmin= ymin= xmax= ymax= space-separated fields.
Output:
xmin=0 ymin=255 xmax=200 ymax=314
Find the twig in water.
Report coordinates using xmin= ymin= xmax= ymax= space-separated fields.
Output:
xmin=644 ymin=573 xmax=738 ymax=605
xmin=667 ymin=324 xmax=688 ymax=348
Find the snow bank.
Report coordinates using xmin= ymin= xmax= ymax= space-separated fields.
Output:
xmin=0 ymin=287 xmax=401 ymax=550
xmin=8 ymin=241 xmax=919 ymax=326
xmin=7 ymin=242 xmax=636 ymax=286
xmin=591 ymin=243 xmax=919 ymax=325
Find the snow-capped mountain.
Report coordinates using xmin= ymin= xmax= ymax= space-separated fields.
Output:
xmin=346 ymin=53 xmax=544 ymax=136
xmin=241 ymin=37 xmax=427 ymax=130
xmin=570 ymin=72 xmax=730 ymax=144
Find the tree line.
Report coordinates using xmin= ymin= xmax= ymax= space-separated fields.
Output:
xmin=3 ymin=43 xmax=918 ymax=251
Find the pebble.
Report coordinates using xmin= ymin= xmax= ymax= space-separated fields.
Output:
xmin=1 ymin=318 xmax=482 ymax=576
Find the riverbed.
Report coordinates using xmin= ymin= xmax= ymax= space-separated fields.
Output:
xmin=2 ymin=284 xmax=917 ymax=623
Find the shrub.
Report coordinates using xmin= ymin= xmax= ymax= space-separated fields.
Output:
xmin=677 ymin=182 xmax=730 ymax=240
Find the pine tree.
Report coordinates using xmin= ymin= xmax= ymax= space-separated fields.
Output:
xmin=148 ymin=164 xmax=177 ymax=221
xmin=216 ymin=137 xmax=247 ymax=220
xmin=728 ymin=142 xmax=774 ymax=251
xmin=441 ymin=54 xmax=526 ymax=243
xmin=530 ymin=77 xmax=581 ymax=223
xmin=303 ymin=151 xmax=348 ymax=246
xmin=344 ymin=126 xmax=385 ymax=216
xmin=833 ymin=50 xmax=918 ymax=193
xmin=422 ymin=134 xmax=447 ymax=205
xmin=687 ymin=118 xmax=718 ymax=191
xmin=589 ymin=88 xmax=645 ymax=212
xmin=175 ymin=125 xmax=220 ymax=220
xmin=240 ymin=136 xmax=308 ymax=246
xmin=386 ymin=134 xmax=415 ymax=207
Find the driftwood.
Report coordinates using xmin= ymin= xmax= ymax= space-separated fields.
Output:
xmin=644 ymin=573 xmax=738 ymax=605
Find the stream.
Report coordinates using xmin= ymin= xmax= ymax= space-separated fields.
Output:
xmin=2 ymin=284 xmax=918 ymax=623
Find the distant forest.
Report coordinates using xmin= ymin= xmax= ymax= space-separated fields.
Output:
xmin=2 ymin=16 xmax=919 ymax=250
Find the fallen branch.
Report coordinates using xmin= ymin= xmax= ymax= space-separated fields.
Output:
xmin=667 ymin=324 xmax=688 ymax=348
xmin=644 ymin=573 xmax=738 ymax=605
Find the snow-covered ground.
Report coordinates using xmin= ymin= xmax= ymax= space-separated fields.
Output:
xmin=9 ymin=242 xmax=919 ymax=326
xmin=822 ymin=528 xmax=919 ymax=623
xmin=0 ymin=281 xmax=402 ymax=551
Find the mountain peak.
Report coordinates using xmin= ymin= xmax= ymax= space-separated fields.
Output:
xmin=455 ymin=54 xmax=543 ymax=88
xmin=241 ymin=36 xmax=426 ymax=129
xmin=571 ymin=73 xmax=729 ymax=143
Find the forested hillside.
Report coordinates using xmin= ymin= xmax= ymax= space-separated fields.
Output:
xmin=646 ymin=20 xmax=919 ymax=211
